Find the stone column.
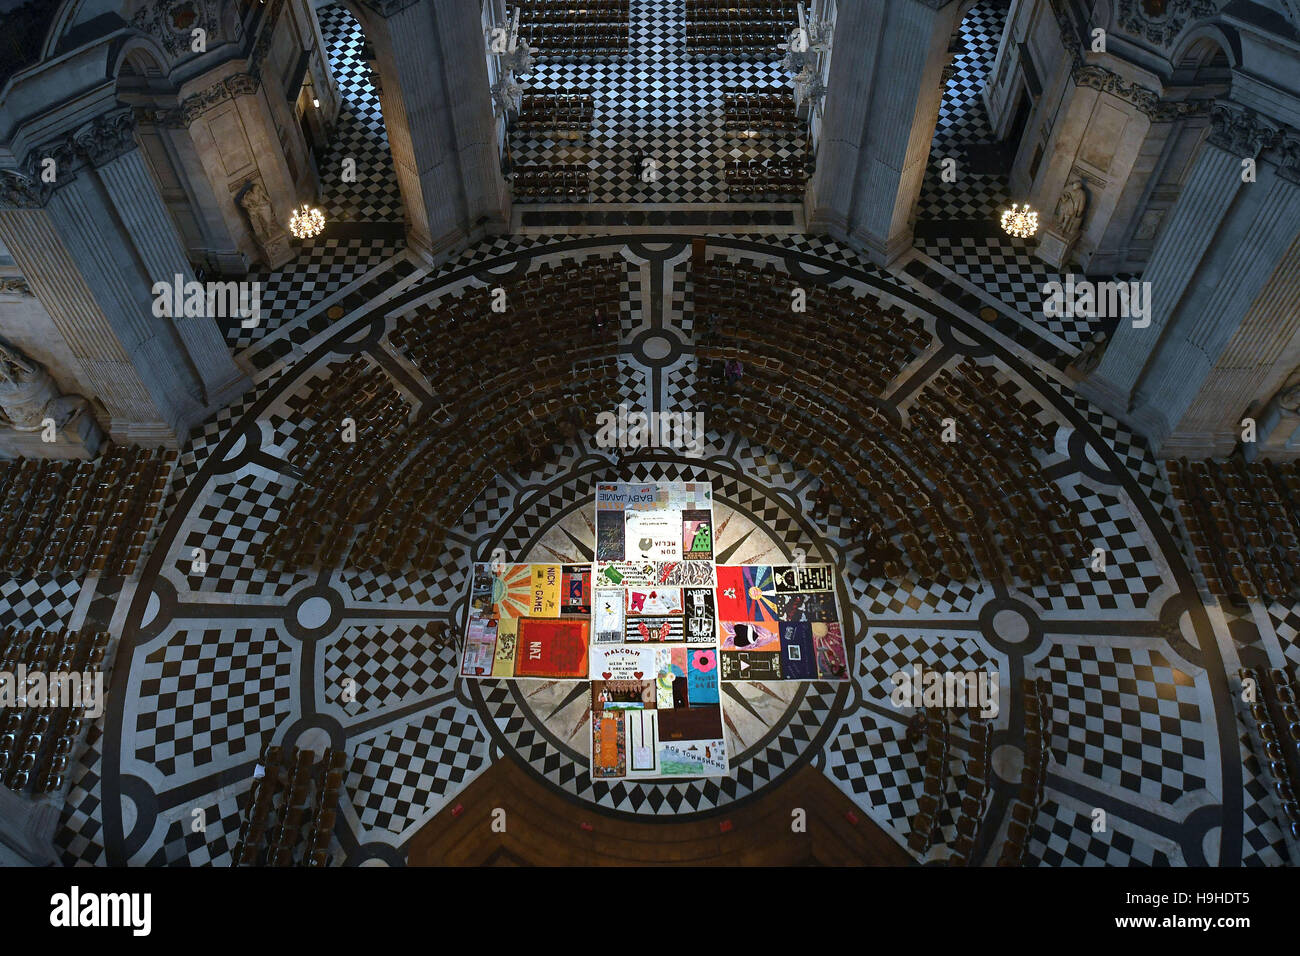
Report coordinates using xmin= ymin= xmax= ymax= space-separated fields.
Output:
xmin=806 ymin=0 xmax=960 ymax=266
xmin=0 ymin=107 xmax=250 ymax=448
xmin=1080 ymin=104 xmax=1300 ymax=455
xmin=96 ymin=147 xmax=249 ymax=409
xmin=357 ymin=0 xmax=510 ymax=264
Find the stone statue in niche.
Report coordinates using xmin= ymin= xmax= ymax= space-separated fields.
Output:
xmin=0 ymin=340 xmax=102 ymax=458
xmin=238 ymin=180 xmax=276 ymax=244
xmin=1054 ymin=178 xmax=1088 ymax=238
xmin=1036 ymin=177 xmax=1089 ymax=269
xmin=236 ymin=179 xmax=293 ymax=269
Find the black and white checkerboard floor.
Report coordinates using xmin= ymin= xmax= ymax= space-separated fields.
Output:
xmin=509 ymin=0 xmax=806 ymax=204
xmin=910 ymin=2 xmax=1122 ymax=351
xmin=214 ymin=3 xmax=404 ymax=354
xmin=317 ymin=3 xmax=403 ymax=223
xmin=43 ymin=232 xmax=1291 ymax=868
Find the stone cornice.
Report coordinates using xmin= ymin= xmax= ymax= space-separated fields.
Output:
xmin=1071 ymin=62 xmax=1214 ymax=120
xmin=0 ymin=106 xmax=139 ymax=210
xmin=141 ymin=72 xmax=259 ymax=128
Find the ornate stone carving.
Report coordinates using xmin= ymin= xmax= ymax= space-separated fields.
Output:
xmin=131 ymin=0 xmax=221 ymax=59
xmin=0 ymin=278 xmax=32 ymax=295
xmin=1278 ymin=380 xmax=1300 ymax=416
xmin=0 ymin=108 xmax=140 ymax=209
xmin=492 ymin=76 xmax=523 ymax=115
xmin=1116 ymin=0 xmax=1223 ymax=49
xmin=1209 ymin=103 xmax=1281 ymax=156
xmin=176 ymin=72 xmax=260 ymax=125
xmin=1071 ymin=62 xmax=1212 ymax=121
xmin=0 ymin=341 xmax=90 ymax=433
xmin=72 ymin=107 xmax=139 ymax=168
xmin=0 ymin=169 xmax=53 ymax=210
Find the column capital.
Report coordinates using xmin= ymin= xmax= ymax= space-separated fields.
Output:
xmin=0 ymin=169 xmax=54 ymax=210
xmin=1209 ymin=102 xmax=1281 ymax=155
xmin=1 ymin=106 xmax=140 ymax=209
xmin=71 ymin=106 xmax=139 ymax=168
xmin=1210 ymin=102 xmax=1300 ymax=181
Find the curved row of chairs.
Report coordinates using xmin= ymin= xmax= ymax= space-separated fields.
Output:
xmin=0 ymin=627 xmax=109 ymax=797
xmin=0 ymin=447 xmax=174 ymax=579
xmin=999 ymin=678 xmax=1052 ymax=866
xmin=692 ymin=259 xmax=1088 ymax=589
xmin=907 ymin=709 xmax=949 ymax=856
xmin=260 ymin=258 xmax=626 ymax=575
xmin=947 ymin=720 xmax=993 ymax=865
xmin=233 ymin=743 xmax=346 ymax=867
xmin=1166 ymin=457 xmax=1300 ymax=606
xmin=1238 ymin=666 xmax=1300 ymax=844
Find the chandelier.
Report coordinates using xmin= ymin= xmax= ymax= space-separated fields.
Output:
xmin=288 ymin=205 xmax=325 ymax=240
xmin=1001 ymin=203 xmax=1039 ymax=239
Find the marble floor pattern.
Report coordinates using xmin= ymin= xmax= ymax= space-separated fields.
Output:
xmin=508 ymin=0 xmax=808 ymax=205
xmin=32 ymin=232 xmax=1295 ymax=867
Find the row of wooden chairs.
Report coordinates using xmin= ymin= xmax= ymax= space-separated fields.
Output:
xmin=519 ymin=0 xmax=630 ymax=22
xmin=684 ymin=0 xmax=796 ymax=55
xmin=263 ymin=359 xmax=413 ymax=570
xmin=514 ymin=92 xmax=596 ymax=135
xmin=1239 ymin=666 xmax=1300 ymax=842
xmin=947 ymin=720 xmax=994 ymax=865
xmin=999 ymin=678 xmax=1053 ymax=865
xmin=260 ymin=259 xmax=627 ymax=575
xmin=0 ymin=628 xmax=108 ymax=796
xmin=908 ymin=710 xmax=949 ymax=855
xmin=0 ymin=447 xmax=174 ymax=579
xmin=347 ymin=366 xmax=619 ymax=574
xmin=521 ymin=22 xmax=629 ymax=56
xmin=1166 ymin=457 xmax=1300 ymax=606
xmin=693 ymin=259 xmax=1087 ymax=589
xmin=391 ymin=258 xmax=623 ymax=391
xmin=233 ymin=743 xmax=347 ymax=867
xmin=512 ymin=163 xmax=592 ymax=199
xmin=722 ymin=89 xmax=800 ymax=133
xmin=723 ymin=158 xmax=806 ymax=195
xmin=686 ymin=0 xmax=801 ymax=17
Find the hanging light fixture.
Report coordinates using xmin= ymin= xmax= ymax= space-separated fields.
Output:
xmin=288 ymin=204 xmax=325 ymax=240
xmin=1001 ymin=203 xmax=1039 ymax=239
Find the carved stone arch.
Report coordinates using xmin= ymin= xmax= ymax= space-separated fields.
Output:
xmin=1170 ymin=22 xmax=1240 ymax=72
xmin=112 ymin=32 xmax=177 ymax=86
